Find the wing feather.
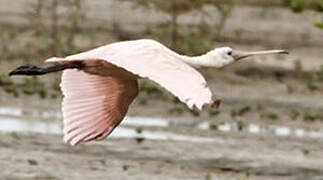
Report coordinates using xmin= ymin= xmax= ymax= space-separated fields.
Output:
xmin=48 ymin=39 xmax=213 ymax=109
xmin=61 ymin=69 xmax=138 ymax=145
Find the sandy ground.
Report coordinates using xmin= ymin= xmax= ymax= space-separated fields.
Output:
xmin=0 ymin=0 xmax=323 ymax=180
xmin=1 ymin=130 xmax=323 ymax=180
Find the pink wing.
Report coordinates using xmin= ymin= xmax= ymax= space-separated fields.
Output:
xmin=48 ymin=39 xmax=213 ymax=110
xmin=61 ymin=69 xmax=138 ymax=145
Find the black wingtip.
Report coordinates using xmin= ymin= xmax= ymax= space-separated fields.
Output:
xmin=9 ymin=66 xmax=27 ymax=76
xmin=8 ymin=65 xmax=46 ymax=76
xmin=9 ymin=62 xmax=86 ymax=77
xmin=8 ymin=67 xmax=23 ymax=76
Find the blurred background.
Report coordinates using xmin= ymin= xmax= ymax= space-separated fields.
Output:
xmin=0 ymin=0 xmax=322 ymax=179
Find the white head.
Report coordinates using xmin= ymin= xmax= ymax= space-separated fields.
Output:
xmin=203 ymin=47 xmax=289 ymax=68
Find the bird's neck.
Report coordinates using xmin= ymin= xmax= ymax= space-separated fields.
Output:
xmin=177 ymin=54 xmax=207 ymax=68
xmin=177 ymin=52 xmax=227 ymax=69
xmin=161 ymin=44 xmax=229 ymax=68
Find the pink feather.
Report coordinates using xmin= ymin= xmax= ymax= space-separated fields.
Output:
xmin=48 ymin=39 xmax=214 ymax=145
xmin=61 ymin=69 xmax=138 ymax=145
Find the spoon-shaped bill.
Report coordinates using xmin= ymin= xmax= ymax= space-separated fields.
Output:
xmin=233 ymin=49 xmax=289 ymax=60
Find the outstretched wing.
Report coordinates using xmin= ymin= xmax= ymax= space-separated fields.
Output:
xmin=48 ymin=39 xmax=213 ymax=109
xmin=61 ymin=69 xmax=138 ymax=145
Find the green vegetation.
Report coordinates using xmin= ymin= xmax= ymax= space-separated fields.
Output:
xmin=119 ymin=0 xmax=234 ymax=51
xmin=0 ymin=0 xmax=87 ymax=99
xmin=122 ymin=164 xmax=129 ymax=171
xmin=283 ymin=0 xmax=323 ymax=29
xmin=0 ymin=74 xmax=48 ymax=98
xmin=27 ymin=159 xmax=38 ymax=166
xmin=136 ymin=127 xmax=143 ymax=134
xmin=294 ymin=59 xmax=303 ymax=74
xmin=208 ymin=108 xmax=221 ymax=117
xmin=205 ymin=172 xmax=212 ymax=180
xmin=0 ymin=28 xmax=16 ymax=60
xmin=303 ymin=149 xmax=310 ymax=155
xmin=288 ymin=109 xmax=300 ymax=120
xmin=237 ymin=120 xmax=246 ymax=131
xmin=286 ymin=83 xmax=297 ymax=94
xmin=235 ymin=67 xmax=265 ymax=79
xmin=302 ymin=65 xmax=323 ymax=91
xmin=260 ymin=112 xmax=279 ymax=120
xmin=137 ymin=80 xmax=168 ymax=105
xmin=25 ymin=0 xmax=86 ymax=57
xmin=135 ymin=137 xmax=145 ymax=144
xmin=1 ymin=0 xmax=322 ymax=121
xmin=303 ymin=107 xmax=323 ymax=122
xmin=317 ymin=65 xmax=323 ymax=81
xmin=231 ymin=106 xmax=252 ymax=118
xmin=235 ymin=64 xmax=323 ymax=93
xmin=303 ymin=108 xmax=317 ymax=121
xmin=256 ymin=104 xmax=265 ymax=111
xmin=139 ymin=81 xmax=165 ymax=97
xmin=283 ymin=0 xmax=306 ymax=12
xmin=0 ymin=74 xmax=19 ymax=97
xmin=168 ymin=105 xmax=185 ymax=115
xmin=209 ymin=122 xmax=225 ymax=131
xmin=306 ymin=78 xmax=319 ymax=91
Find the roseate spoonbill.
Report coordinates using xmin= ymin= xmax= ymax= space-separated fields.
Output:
xmin=9 ymin=39 xmax=288 ymax=145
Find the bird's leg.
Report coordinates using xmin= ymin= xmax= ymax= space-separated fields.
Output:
xmin=211 ymin=99 xmax=222 ymax=108
xmin=202 ymin=99 xmax=222 ymax=110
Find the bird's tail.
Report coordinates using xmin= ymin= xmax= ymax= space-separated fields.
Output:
xmin=9 ymin=61 xmax=85 ymax=76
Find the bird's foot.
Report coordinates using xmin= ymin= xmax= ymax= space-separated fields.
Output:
xmin=211 ymin=99 xmax=221 ymax=108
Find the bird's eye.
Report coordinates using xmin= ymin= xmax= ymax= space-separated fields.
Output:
xmin=227 ymin=51 xmax=232 ymax=56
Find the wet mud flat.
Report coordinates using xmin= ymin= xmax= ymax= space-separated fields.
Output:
xmin=1 ymin=129 xmax=323 ymax=180
xmin=0 ymin=107 xmax=323 ymax=180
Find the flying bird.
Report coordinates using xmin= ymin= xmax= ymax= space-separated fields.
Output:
xmin=9 ymin=39 xmax=288 ymax=145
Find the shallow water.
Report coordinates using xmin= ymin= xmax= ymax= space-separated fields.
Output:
xmin=0 ymin=107 xmax=168 ymax=127
xmin=0 ymin=107 xmax=323 ymax=142
xmin=198 ymin=121 xmax=323 ymax=139
xmin=0 ymin=117 xmax=215 ymax=143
